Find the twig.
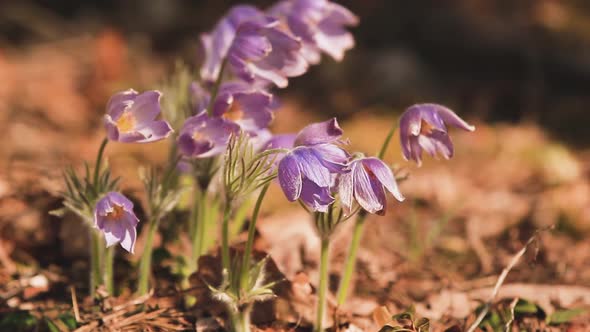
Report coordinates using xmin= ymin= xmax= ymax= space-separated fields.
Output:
xmin=504 ymin=297 xmax=518 ymax=332
xmin=70 ymin=286 xmax=81 ymax=323
xmin=465 ymin=227 xmax=549 ymax=332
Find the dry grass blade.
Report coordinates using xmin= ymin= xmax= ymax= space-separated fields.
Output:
xmin=465 ymin=228 xmax=550 ymax=332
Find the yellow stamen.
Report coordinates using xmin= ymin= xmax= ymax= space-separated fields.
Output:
xmin=116 ymin=112 xmax=136 ymax=133
xmin=106 ymin=205 xmax=125 ymax=221
xmin=420 ymin=120 xmax=434 ymax=135
xmin=222 ymin=102 xmax=244 ymax=122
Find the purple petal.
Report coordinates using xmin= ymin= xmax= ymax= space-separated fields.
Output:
xmin=362 ymin=158 xmax=404 ymax=202
xmin=352 ymin=163 xmax=385 ymax=215
xmin=278 ymin=153 xmax=303 ymax=201
xmin=433 ymin=104 xmax=475 ymax=132
xmin=428 ymin=131 xmax=454 ymax=159
xmin=292 ymin=147 xmax=331 ymax=187
xmin=338 ymin=171 xmax=354 ymax=214
xmin=104 ymin=116 xmax=120 ymax=141
xmin=299 ymin=178 xmax=334 ymax=212
xmin=128 ymin=91 xmax=162 ymax=123
xmin=294 ymin=118 xmax=343 ymax=146
xmin=263 ymin=134 xmax=296 ymax=150
xmin=409 ymin=136 xmax=423 ymax=166
xmin=311 ymin=143 xmax=348 ymax=173
xmin=106 ymin=89 xmax=138 ymax=119
xmin=133 ymin=120 xmax=174 ymax=143
xmin=106 ymin=191 xmax=135 ymax=211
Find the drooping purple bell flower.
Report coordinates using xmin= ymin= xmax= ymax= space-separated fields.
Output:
xmin=269 ymin=0 xmax=358 ymax=64
xmin=191 ymin=81 xmax=278 ymax=133
xmin=399 ymin=103 xmax=475 ymax=166
xmin=104 ymin=89 xmax=173 ymax=143
xmin=339 ymin=157 xmax=404 ymax=216
xmin=277 ymin=118 xmax=349 ymax=212
xmin=177 ymin=111 xmax=240 ymax=158
xmin=94 ymin=192 xmax=140 ymax=253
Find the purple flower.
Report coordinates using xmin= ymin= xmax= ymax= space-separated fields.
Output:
xmin=199 ymin=4 xmax=308 ymax=88
xmin=177 ymin=111 xmax=240 ymax=158
xmin=192 ymin=81 xmax=278 ymax=132
xmin=270 ymin=0 xmax=358 ymax=64
xmin=227 ymin=17 xmax=308 ymax=88
xmin=339 ymin=157 xmax=404 ymax=216
xmin=399 ymin=103 xmax=475 ymax=166
xmin=200 ymin=5 xmax=263 ymax=83
xmin=104 ymin=89 xmax=173 ymax=143
xmin=277 ymin=118 xmax=348 ymax=212
xmin=94 ymin=192 xmax=139 ymax=253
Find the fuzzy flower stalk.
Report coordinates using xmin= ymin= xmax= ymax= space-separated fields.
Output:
xmin=337 ymin=104 xmax=475 ymax=306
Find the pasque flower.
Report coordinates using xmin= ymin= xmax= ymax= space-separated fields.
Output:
xmin=177 ymin=111 xmax=240 ymax=158
xmin=94 ymin=192 xmax=140 ymax=253
xmin=269 ymin=0 xmax=358 ymax=64
xmin=339 ymin=157 xmax=404 ymax=215
xmin=200 ymin=5 xmax=308 ymax=88
xmin=104 ymin=90 xmax=173 ymax=143
xmin=277 ymin=118 xmax=348 ymax=212
xmin=192 ymin=81 xmax=278 ymax=132
xmin=399 ymin=103 xmax=475 ymax=166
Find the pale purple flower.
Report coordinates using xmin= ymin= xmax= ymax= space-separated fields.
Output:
xmin=399 ymin=103 xmax=475 ymax=166
xmin=177 ymin=111 xmax=240 ymax=158
xmin=269 ymin=0 xmax=358 ymax=64
xmin=277 ymin=118 xmax=348 ymax=212
xmin=191 ymin=81 xmax=278 ymax=132
xmin=200 ymin=5 xmax=263 ymax=83
xmin=94 ymin=192 xmax=139 ymax=253
xmin=227 ymin=17 xmax=308 ymax=88
xmin=104 ymin=89 xmax=173 ymax=143
xmin=339 ymin=157 xmax=404 ymax=216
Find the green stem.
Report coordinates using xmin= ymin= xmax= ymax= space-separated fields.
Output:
xmin=93 ymin=138 xmax=109 ymax=187
xmin=240 ymin=184 xmax=270 ymax=291
xmin=315 ymin=237 xmax=330 ymax=332
xmin=206 ymin=59 xmax=228 ymax=117
xmin=232 ymin=305 xmax=252 ymax=332
xmin=90 ymin=230 xmax=103 ymax=297
xmin=336 ymin=212 xmax=366 ymax=305
xmin=137 ymin=218 xmax=159 ymax=295
xmin=104 ymin=245 xmax=115 ymax=295
xmin=191 ymin=191 xmax=207 ymax=270
xmin=335 ymin=122 xmax=398 ymax=305
xmin=221 ymin=201 xmax=233 ymax=272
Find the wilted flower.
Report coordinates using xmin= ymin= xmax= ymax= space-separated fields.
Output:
xmin=277 ymin=118 xmax=348 ymax=212
xmin=177 ymin=111 xmax=240 ymax=158
xmin=104 ymin=90 xmax=173 ymax=143
xmin=269 ymin=0 xmax=358 ymax=64
xmin=399 ymin=103 xmax=475 ymax=166
xmin=94 ymin=192 xmax=139 ymax=253
xmin=192 ymin=81 xmax=278 ymax=132
xmin=339 ymin=157 xmax=404 ymax=215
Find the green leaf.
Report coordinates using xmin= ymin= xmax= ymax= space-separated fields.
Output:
xmin=547 ymin=308 xmax=586 ymax=325
xmin=514 ymin=299 xmax=539 ymax=315
xmin=0 ymin=311 xmax=38 ymax=331
xmin=46 ymin=319 xmax=60 ymax=332
xmin=58 ymin=313 xmax=78 ymax=329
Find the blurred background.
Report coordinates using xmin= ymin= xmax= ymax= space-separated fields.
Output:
xmin=1 ymin=0 xmax=590 ymax=330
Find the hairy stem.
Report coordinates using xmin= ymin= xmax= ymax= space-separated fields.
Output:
xmin=315 ymin=237 xmax=330 ymax=332
xmin=191 ymin=191 xmax=207 ymax=269
xmin=137 ymin=218 xmax=159 ymax=295
xmin=93 ymin=138 xmax=109 ymax=188
xmin=104 ymin=245 xmax=115 ymax=295
xmin=336 ymin=212 xmax=365 ymax=305
xmin=206 ymin=59 xmax=228 ymax=117
xmin=336 ymin=123 xmax=398 ymax=305
xmin=221 ymin=201 xmax=233 ymax=273
xmin=240 ymin=184 xmax=270 ymax=292
xmin=89 ymin=230 xmax=103 ymax=297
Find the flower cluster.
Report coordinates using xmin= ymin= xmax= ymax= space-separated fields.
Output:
xmin=59 ymin=0 xmax=476 ymax=329
xmin=179 ymin=0 xmax=358 ymax=160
